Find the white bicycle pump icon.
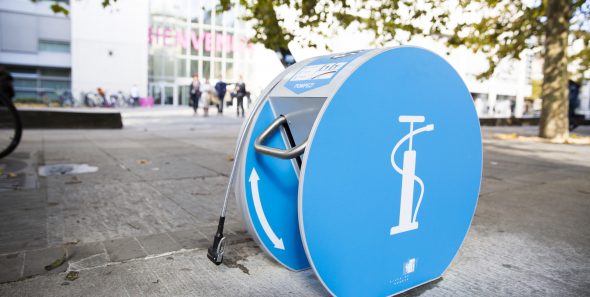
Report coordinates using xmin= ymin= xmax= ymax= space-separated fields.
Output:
xmin=390 ymin=116 xmax=434 ymax=236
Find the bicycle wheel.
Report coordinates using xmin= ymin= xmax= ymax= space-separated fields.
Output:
xmin=0 ymin=94 xmax=22 ymax=159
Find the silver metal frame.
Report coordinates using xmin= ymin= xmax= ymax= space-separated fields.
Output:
xmin=253 ymin=116 xmax=307 ymax=159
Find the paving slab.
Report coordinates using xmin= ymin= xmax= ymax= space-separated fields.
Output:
xmin=0 ymin=190 xmax=47 ymax=254
xmin=126 ymin=157 xmax=220 ymax=182
xmin=103 ymin=238 xmax=147 ymax=263
xmin=50 ymin=181 xmax=201 ymax=243
xmin=168 ymin=229 xmax=209 ymax=250
xmin=22 ymin=247 xmax=68 ymax=278
xmin=137 ymin=233 xmax=182 ymax=255
xmin=0 ymin=253 xmax=24 ymax=283
xmin=150 ymin=177 xmax=242 ymax=226
xmin=66 ymin=242 xmax=108 ymax=270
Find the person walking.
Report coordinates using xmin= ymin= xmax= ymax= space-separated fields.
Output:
xmin=200 ymin=77 xmax=212 ymax=117
xmin=189 ymin=74 xmax=201 ymax=115
xmin=130 ymin=84 xmax=140 ymax=106
xmin=235 ymin=75 xmax=246 ymax=117
xmin=214 ymin=76 xmax=227 ymax=115
xmin=97 ymin=87 xmax=111 ymax=107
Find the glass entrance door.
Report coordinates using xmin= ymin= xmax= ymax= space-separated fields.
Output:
xmin=150 ymin=82 xmax=177 ymax=106
xmin=178 ymin=84 xmax=189 ymax=106
xmin=163 ymin=85 xmax=174 ymax=105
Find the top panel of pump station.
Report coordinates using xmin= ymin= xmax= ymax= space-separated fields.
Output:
xmin=274 ymin=50 xmax=384 ymax=97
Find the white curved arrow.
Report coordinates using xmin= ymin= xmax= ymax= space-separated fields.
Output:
xmin=249 ymin=168 xmax=285 ymax=250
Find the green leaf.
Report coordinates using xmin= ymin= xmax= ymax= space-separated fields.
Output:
xmin=50 ymin=3 xmax=69 ymax=16
xmin=44 ymin=253 xmax=66 ymax=271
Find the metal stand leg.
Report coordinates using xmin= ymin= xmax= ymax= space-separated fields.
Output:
xmin=207 ymin=149 xmax=241 ymax=265
xmin=207 ymin=101 xmax=258 ymax=265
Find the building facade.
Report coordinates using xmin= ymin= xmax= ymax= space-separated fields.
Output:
xmin=1 ymin=0 xmax=273 ymax=106
xmin=70 ymin=0 xmax=269 ymax=106
xmin=146 ymin=0 xmax=255 ymax=106
xmin=0 ymin=0 xmax=71 ymax=102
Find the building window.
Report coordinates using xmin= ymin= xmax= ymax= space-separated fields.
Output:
xmin=148 ymin=0 xmax=254 ymax=105
xmin=214 ymin=61 xmax=222 ymax=79
xmin=177 ymin=58 xmax=187 ymax=77
xmin=38 ymin=40 xmax=70 ymax=53
xmin=190 ymin=59 xmax=200 ymax=76
xmin=203 ymin=60 xmax=211 ymax=79
xmin=226 ymin=62 xmax=234 ymax=80
xmin=7 ymin=65 xmax=71 ymax=103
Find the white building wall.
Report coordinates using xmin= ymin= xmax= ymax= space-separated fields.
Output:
xmin=71 ymin=0 xmax=149 ymax=98
xmin=0 ymin=0 xmax=71 ymax=69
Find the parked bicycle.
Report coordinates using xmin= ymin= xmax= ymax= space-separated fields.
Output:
xmin=57 ymin=90 xmax=75 ymax=107
xmin=109 ymin=91 xmax=135 ymax=107
xmin=83 ymin=90 xmax=134 ymax=108
xmin=0 ymin=93 xmax=22 ymax=159
xmin=83 ymin=91 xmax=102 ymax=107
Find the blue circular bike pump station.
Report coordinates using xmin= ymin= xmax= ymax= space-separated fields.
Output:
xmin=233 ymin=47 xmax=482 ymax=296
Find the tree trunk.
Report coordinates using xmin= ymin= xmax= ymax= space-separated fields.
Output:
xmin=539 ymin=0 xmax=571 ymax=140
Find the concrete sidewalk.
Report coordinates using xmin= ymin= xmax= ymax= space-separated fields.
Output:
xmin=0 ymin=111 xmax=589 ymax=296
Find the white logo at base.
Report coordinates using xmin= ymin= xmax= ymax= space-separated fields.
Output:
xmin=390 ymin=116 xmax=434 ymax=236
xmin=404 ymin=258 xmax=416 ymax=274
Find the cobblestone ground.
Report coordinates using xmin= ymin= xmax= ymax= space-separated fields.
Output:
xmin=0 ymin=108 xmax=588 ymax=296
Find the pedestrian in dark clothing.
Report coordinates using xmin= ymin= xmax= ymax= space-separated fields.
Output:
xmin=568 ymin=80 xmax=581 ymax=131
xmin=214 ymin=76 xmax=227 ymax=114
xmin=189 ymin=74 xmax=201 ymax=115
xmin=235 ymin=75 xmax=246 ymax=117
